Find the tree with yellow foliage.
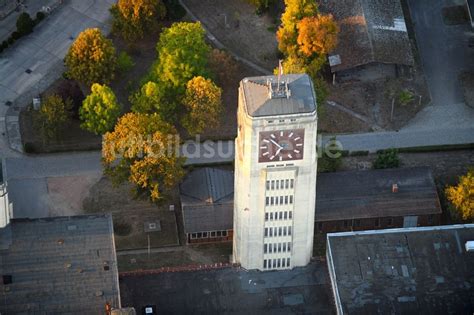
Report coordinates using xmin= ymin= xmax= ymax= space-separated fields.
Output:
xmin=182 ymin=76 xmax=222 ymax=136
xmin=111 ymin=0 xmax=166 ymax=41
xmin=445 ymin=169 xmax=474 ymax=221
xmin=297 ymin=15 xmax=338 ymax=56
xmin=65 ymin=28 xmax=117 ymax=86
xmin=102 ymin=112 xmax=185 ymax=201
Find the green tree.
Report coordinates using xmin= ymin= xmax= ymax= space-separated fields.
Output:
xmin=35 ymin=94 xmax=72 ymax=141
xmin=16 ymin=12 xmax=35 ymax=36
xmin=148 ymin=22 xmax=211 ymax=121
xmin=182 ymin=76 xmax=222 ymax=135
xmin=102 ymin=112 xmax=185 ymax=201
xmin=130 ymin=81 xmax=163 ymax=114
xmin=445 ymin=169 xmax=474 ymax=221
xmin=111 ymin=0 xmax=166 ymax=41
xmin=80 ymin=84 xmax=122 ymax=135
xmin=117 ymin=51 xmax=135 ymax=73
xmin=65 ymin=28 xmax=117 ymax=86
xmin=373 ymin=149 xmax=400 ymax=169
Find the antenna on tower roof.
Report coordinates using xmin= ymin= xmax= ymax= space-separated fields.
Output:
xmin=277 ymin=59 xmax=283 ymax=92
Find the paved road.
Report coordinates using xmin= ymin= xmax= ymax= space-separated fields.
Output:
xmin=402 ymin=0 xmax=474 ymax=130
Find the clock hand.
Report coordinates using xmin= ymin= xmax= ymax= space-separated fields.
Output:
xmin=270 ymin=139 xmax=283 ymax=149
xmin=275 ymin=147 xmax=283 ymax=156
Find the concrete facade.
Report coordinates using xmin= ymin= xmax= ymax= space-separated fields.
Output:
xmin=233 ymin=74 xmax=318 ymax=270
xmin=0 ymin=160 xmax=11 ymax=228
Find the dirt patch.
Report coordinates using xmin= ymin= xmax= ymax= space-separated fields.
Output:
xmin=83 ymin=177 xmax=180 ymax=250
xmin=183 ymin=0 xmax=278 ymax=71
xmin=318 ymin=105 xmax=371 ymax=133
xmin=19 ymin=108 xmax=101 ymax=153
xmin=47 ymin=174 xmax=102 ymax=217
xmin=327 ymin=73 xmax=430 ymax=131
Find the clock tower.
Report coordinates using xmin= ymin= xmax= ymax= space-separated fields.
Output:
xmin=233 ymin=73 xmax=318 ymax=270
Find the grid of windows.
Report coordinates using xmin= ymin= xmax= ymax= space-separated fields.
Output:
xmin=266 ymin=179 xmax=294 ymax=190
xmin=264 ymin=226 xmax=292 ymax=237
xmin=264 ymin=242 xmax=292 ymax=254
xmin=190 ymin=230 xmax=228 ymax=239
xmin=265 ymin=195 xmax=294 ymax=206
xmin=265 ymin=210 xmax=293 ymax=221
xmin=263 ymin=258 xmax=291 ymax=269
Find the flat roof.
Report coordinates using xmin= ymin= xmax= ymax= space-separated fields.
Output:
xmin=316 ymin=167 xmax=441 ymax=221
xmin=0 ymin=214 xmax=121 ymax=313
xmin=327 ymin=225 xmax=474 ymax=314
xmin=240 ymin=74 xmax=317 ymax=117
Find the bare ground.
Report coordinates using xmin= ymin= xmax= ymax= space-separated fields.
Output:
xmin=83 ymin=177 xmax=180 ymax=250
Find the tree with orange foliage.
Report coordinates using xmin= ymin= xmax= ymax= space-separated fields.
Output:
xmin=102 ymin=112 xmax=185 ymax=201
xmin=65 ymin=28 xmax=117 ymax=86
xmin=297 ymin=14 xmax=338 ymax=56
xmin=111 ymin=0 xmax=166 ymax=41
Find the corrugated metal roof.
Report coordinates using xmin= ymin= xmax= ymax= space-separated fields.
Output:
xmin=180 ymin=168 xmax=234 ymax=233
xmin=180 ymin=167 xmax=234 ymax=203
xmin=241 ymin=74 xmax=317 ymax=117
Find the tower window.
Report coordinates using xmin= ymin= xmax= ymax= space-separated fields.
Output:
xmin=264 ymin=244 xmax=268 ymax=253
xmin=278 ymin=243 xmax=282 ymax=253
xmin=289 ymin=211 xmax=293 ymax=219
xmin=264 ymin=228 xmax=268 ymax=237
xmin=285 ymin=179 xmax=289 ymax=189
xmin=269 ymin=228 xmax=273 ymax=237
xmin=283 ymin=242 xmax=287 ymax=252
xmin=265 ymin=213 xmax=269 ymax=221
xmin=264 ymin=260 xmax=267 ymax=268
xmin=270 ymin=212 xmax=273 ymax=220
xmin=289 ymin=195 xmax=293 ymax=204
xmin=269 ymin=244 xmax=273 ymax=253
xmin=270 ymin=197 xmax=274 ymax=205
xmin=285 ymin=196 xmax=288 ymax=204
xmin=288 ymin=242 xmax=291 ymax=251
xmin=290 ymin=179 xmax=294 ymax=188
xmin=276 ymin=180 xmax=279 ymax=190
xmin=279 ymin=227 xmax=282 ymax=236
xmin=287 ymin=258 xmax=290 ymax=266
xmin=280 ymin=196 xmax=284 ymax=204
xmin=266 ymin=180 xmax=270 ymax=190
xmin=284 ymin=211 xmax=288 ymax=219
xmin=279 ymin=212 xmax=283 ymax=220
xmin=271 ymin=180 xmax=275 ymax=190
xmin=266 ymin=197 xmax=269 ymax=206
xmin=283 ymin=226 xmax=287 ymax=236
xmin=288 ymin=226 xmax=292 ymax=236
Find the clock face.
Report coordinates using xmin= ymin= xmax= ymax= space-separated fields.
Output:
xmin=259 ymin=129 xmax=305 ymax=163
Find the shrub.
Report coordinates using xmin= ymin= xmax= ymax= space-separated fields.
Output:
xmin=318 ymin=139 xmax=342 ymax=173
xmin=36 ymin=11 xmax=46 ymax=21
xmin=117 ymin=51 xmax=135 ymax=73
xmin=34 ymin=94 xmax=73 ymax=141
xmin=16 ymin=12 xmax=35 ymax=36
xmin=445 ymin=169 xmax=474 ymax=221
xmin=1 ymin=41 xmax=8 ymax=49
xmin=11 ymin=31 xmax=21 ymax=40
xmin=55 ymin=80 xmax=85 ymax=119
xmin=23 ymin=142 xmax=36 ymax=154
xmin=7 ymin=37 xmax=14 ymax=45
xmin=398 ymin=89 xmax=414 ymax=106
xmin=373 ymin=149 xmax=400 ymax=169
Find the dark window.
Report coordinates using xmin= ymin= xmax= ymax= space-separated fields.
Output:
xmin=197 ymin=232 xmax=202 ymax=238
xmin=276 ymin=180 xmax=279 ymax=190
xmin=354 ymin=219 xmax=360 ymax=227
xmin=285 ymin=179 xmax=289 ymax=189
xmin=289 ymin=196 xmax=293 ymax=204
xmin=264 ymin=260 xmax=267 ymax=268
xmin=289 ymin=211 xmax=293 ymax=219
xmin=265 ymin=213 xmax=269 ymax=221
xmin=269 ymin=228 xmax=273 ymax=237
xmin=222 ymin=231 xmax=227 ymax=237
xmin=285 ymin=196 xmax=288 ymax=204
xmin=288 ymin=226 xmax=292 ymax=235
xmin=388 ymin=218 xmax=394 ymax=226
xmin=428 ymin=215 xmax=434 ymax=224
xmin=290 ymin=179 xmax=294 ymax=188
xmin=279 ymin=227 xmax=282 ymax=236
xmin=278 ymin=243 xmax=282 ymax=253
xmin=266 ymin=197 xmax=269 ymax=206
xmin=343 ymin=220 xmax=351 ymax=228
xmin=202 ymin=232 xmax=208 ymax=238
xmin=266 ymin=180 xmax=270 ymax=190
xmin=264 ymin=244 xmax=268 ymax=253
xmin=280 ymin=196 xmax=284 ymax=204
xmin=283 ymin=226 xmax=287 ymax=236
xmin=279 ymin=212 xmax=283 ymax=220
xmin=282 ymin=258 xmax=286 ymax=267
xmin=277 ymin=259 xmax=281 ymax=268
xmin=270 ymin=212 xmax=273 ymax=220
xmin=270 ymin=197 xmax=274 ymax=205
xmin=283 ymin=242 xmax=287 ymax=252
xmin=271 ymin=180 xmax=275 ymax=190
xmin=287 ymin=258 xmax=290 ymax=266
xmin=264 ymin=228 xmax=268 ymax=237
xmin=375 ymin=218 xmax=380 ymax=227
xmin=288 ymin=242 xmax=291 ymax=251
xmin=280 ymin=180 xmax=284 ymax=188
xmin=284 ymin=211 xmax=288 ymax=220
